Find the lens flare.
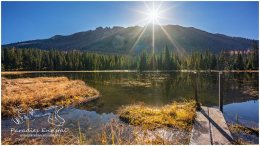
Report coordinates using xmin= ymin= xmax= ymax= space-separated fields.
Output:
xmin=129 ymin=1 xmax=186 ymax=57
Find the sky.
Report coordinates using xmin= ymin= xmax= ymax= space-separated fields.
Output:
xmin=1 ymin=1 xmax=259 ymax=44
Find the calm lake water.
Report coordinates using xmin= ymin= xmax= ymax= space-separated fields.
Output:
xmin=2 ymin=72 xmax=259 ymax=144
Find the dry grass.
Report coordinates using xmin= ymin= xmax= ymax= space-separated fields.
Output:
xmin=1 ymin=77 xmax=99 ymax=117
xmin=2 ymin=127 xmax=83 ymax=145
xmin=229 ymin=124 xmax=259 ymax=136
xmin=2 ymin=118 xmax=89 ymax=145
xmin=2 ymin=137 xmax=44 ymax=145
xmin=99 ymin=120 xmax=190 ymax=145
xmin=117 ymin=100 xmax=196 ymax=131
xmin=228 ymin=124 xmax=259 ymax=145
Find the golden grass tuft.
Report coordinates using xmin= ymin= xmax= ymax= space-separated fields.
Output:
xmin=1 ymin=77 xmax=99 ymax=117
xmin=117 ymin=100 xmax=196 ymax=131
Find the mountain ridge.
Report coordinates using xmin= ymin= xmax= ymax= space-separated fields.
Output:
xmin=3 ymin=25 xmax=258 ymax=55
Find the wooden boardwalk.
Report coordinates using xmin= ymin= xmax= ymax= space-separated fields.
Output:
xmin=190 ymin=106 xmax=233 ymax=145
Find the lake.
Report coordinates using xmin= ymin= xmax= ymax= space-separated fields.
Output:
xmin=1 ymin=71 xmax=259 ymax=144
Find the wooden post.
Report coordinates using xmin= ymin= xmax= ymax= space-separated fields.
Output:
xmin=194 ymin=71 xmax=200 ymax=110
xmin=219 ymin=71 xmax=223 ymax=112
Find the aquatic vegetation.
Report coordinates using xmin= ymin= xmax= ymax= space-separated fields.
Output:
xmin=99 ymin=120 xmax=190 ymax=145
xmin=103 ymin=79 xmax=152 ymax=88
xmin=2 ymin=127 xmax=80 ymax=145
xmin=117 ymin=100 xmax=196 ymax=131
xmin=242 ymin=86 xmax=259 ymax=97
xmin=2 ymin=137 xmax=44 ymax=145
xmin=1 ymin=77 xmax=99 ymax=117
xmin=228 ymin=123 xmax=259 ymax=144
xmin=229 ymin=124 xmax=258 ymax=136
xmin=2 ymin=119 xmax=91 ymax=145
xmin=2 ymin=118 xmax=190 ymax=145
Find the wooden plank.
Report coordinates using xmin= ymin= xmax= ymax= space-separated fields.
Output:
xmin=190 ymin=106 xmax=211 ymax=145
xmin=208 ymin=107 xmax=233 ymax=145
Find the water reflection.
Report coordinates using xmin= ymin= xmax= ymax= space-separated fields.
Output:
xmin=224 ymin=100 xmax=259 ymax=128
xmin=3 ymin=72 xmax=259 ymax=124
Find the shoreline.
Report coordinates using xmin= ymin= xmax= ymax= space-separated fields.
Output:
xmin=1 ymin=70 xmax=259 ymax=75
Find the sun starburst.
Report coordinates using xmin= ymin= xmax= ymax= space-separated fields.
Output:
xmin=148 ymin=8 xmax=159 ymax=23
xmin=129 ymin=1 xmax=186 ymax=58
xmin=142 ymin=1 xmax=164 ymax=25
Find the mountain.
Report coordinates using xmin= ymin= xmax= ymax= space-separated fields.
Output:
xmin=3 ymin=25 xmax=257 ymax=55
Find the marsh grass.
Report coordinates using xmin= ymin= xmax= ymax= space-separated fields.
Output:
xmin=2 ymin=129 xmax=79 ymax=145
xmin=228 ymin=123 xmax=259 ymax=144
xmin=2 ymin=119 xmax=87 ymax=145
xmin=228 ymin=123 xmax=259 ymax=136
xmin=117 ymin=100 xmax=196 ymax=131
xmin=99 ymin=119 xmax=191 ymax=145
xmin=1 ymin=77 xmax=99 ymax=117
xmin=2 ymin=99 xmax=194 ymax=145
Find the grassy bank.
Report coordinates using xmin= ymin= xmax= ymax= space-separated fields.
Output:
xmin=1 ymin=77 xmax=99 ymax=117
xmin=117 ymin=100 xmax=196 ymax=131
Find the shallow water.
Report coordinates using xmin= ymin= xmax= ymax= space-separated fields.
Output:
xmin=2 ymin=72 xmax=259 ymax=144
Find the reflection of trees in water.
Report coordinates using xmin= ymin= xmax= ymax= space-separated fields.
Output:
xmin=77 ymin=98 xmax=105 ymax=113
xmin=3 ymin=72 xmax=258 ymax=106
xmin=223 ymin=73 xmax=258 ymax=102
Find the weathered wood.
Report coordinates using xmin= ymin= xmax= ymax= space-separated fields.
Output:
xmin=194 ymin=72 xmax=198 ymax=105
xmin=190 ymin=106 xmax=211 ymax=145
xmin=208 ymin=107 xmax=233 ymax=145
xmin=219 ymin=72 xmax=223 ymax=112
xmin=190 ymin=106 xmax=233 ymax=145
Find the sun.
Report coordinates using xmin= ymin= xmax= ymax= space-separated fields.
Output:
xmin=148 ymin=9 xmax=159 ymax=23
xmin=130 ymin=1 xmax=177 ymax=56
xmin=134 ymin=1 xmax=164 ymax=25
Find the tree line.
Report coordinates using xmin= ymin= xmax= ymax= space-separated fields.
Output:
xmin=1 ymin=46 xmax=258 ymax=71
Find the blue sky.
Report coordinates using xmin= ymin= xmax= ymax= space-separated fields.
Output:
xmin=2 ymin=1 xmax=259 ymax=44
